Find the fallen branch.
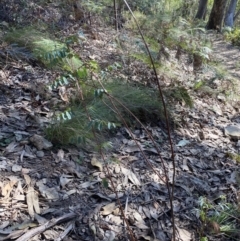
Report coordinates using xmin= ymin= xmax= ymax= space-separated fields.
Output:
xmin=15 ymin=212 xmax=76 ymax=241
xmin=55 ymin=221 xmax=74 ymax=241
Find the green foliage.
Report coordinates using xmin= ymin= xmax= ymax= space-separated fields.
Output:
xmin=194 ymin=80 xmax=206 ymax=90
xmin=102 ymin=178 xmax=109 ymax=188
xmin=196 ymin=196 xmax=240 ymax=239
xmin=123 ymin=8 xmax=212 ymax=68
xmin=165 ymin=87 xmax=193 ymax=108
xmin=46 ymin=81 xmax=165 ymax=147
xmin=4 ymin=27 xmax=82 ymax=70
xmin=225 ymin=28 xmax=240 ymax=46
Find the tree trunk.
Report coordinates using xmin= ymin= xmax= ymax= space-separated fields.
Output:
xmin=206 ymin=0 xmax=228 ymax=31
xmin=195 ymin=0 xmax=208 ymax=19
xmin=225 ymin=0 xmax=238 ymax=27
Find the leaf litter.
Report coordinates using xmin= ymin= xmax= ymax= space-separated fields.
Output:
xmin=0 ymin=10 xmax=239 ymax=241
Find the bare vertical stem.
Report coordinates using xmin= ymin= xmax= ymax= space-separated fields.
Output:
xmin=121 ymin=1 xmax=176 ymax=240
xmin=113 ymin=0 xmax=118 ymax=31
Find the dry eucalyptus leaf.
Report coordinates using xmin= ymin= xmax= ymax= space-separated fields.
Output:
xmin=12 ymin=164 xmax=22 ymax=172
xmin=176 ymin=227 xmax=191 ymax=241
xmin=121 ymin=167 xmax=141 ymax=185
xmin=26 ymin=186 xmax=40 ymax=218
xmin=101 ymin=202 xmax=116 ymax=215
xmin=103 ymin=230 xmax=116 ymax=241
xmin=140 ymin=235 xmax=161 ymax=241
xmin=63 ymin=189 xmax=77 ymax=199
xmin=115 ymin=165 xmax=120 ymax=173
xmin=89 ymin=221 xmax=96 ymax=235
xmin=23 ymin=174 xmax=31 ymax=186
xmin=60 ymin=174 xmax=73 ymax=188
xmin=0 ymin=221 xmax=9 ymax=229
xmin=34 ymin=213 xmax=47 ymax=225
xmin=55 ymin=149 xmax=65 ymax=163
xmin=2 ymin=180 xmax=17 ymax=197
xmin=91 ymin=157 xmax=103 ymax=172
xmin=142 ymin=206 xmax=151 ymax=219
xmin=135 ymin=221 xmax=149 ymax=229
xmin=2 ymin=229 xmax=27 ymax=240
xmin=176 ymin=139 xmax=190 ymax=147
xmin=5 ymin=141 xmax=20 ymax=153
xmin=133 ymin=211 xmax=143 ymax=222
xmin=79 ymin=180 xmax=100 ymax=189
xmin=43 ymin=229 xmax=59 ymax=239
xmin=110 ymin=215 xmax=122 ymax=225
xmin=36 ymin=181 xmax=59 ymax=201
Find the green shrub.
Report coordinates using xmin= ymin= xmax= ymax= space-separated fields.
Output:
xmin=4 ymin=27 xmax=82 ymax=70
xmin=46 ymin=81 xmax=165 ymax=147
xmin=225 ymin=28 xmax=240 ymax=46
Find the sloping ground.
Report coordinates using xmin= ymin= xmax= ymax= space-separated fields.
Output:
xmin=212 ymin=34 xmax=240 ymax=79
xmin=0 ymin=21 xmax=240 ymax=241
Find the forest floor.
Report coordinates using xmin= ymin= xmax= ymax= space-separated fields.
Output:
xmin=0 ymin=18 xmax=240 ymax=241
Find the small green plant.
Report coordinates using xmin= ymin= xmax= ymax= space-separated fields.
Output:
xmin=4 ymin=27 xmax=82 ymax=70
xmin=225 ymin=27 xmax=240 ymax=46
xmin=196 ymin=196 xmax=240 ymax=240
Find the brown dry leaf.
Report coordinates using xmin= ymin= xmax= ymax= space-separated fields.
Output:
xmin=104 ymin=230 xmax=116 ymax=241
xmin=89 ymin=221 xmax=96 ymax=235
xmin=91 ymin=157 xmax=103 ymax=172
xmin=5 ymin=141 xmax=21 ymax=153
xmin=26 ymin=186 xmax=40 ymax=218
xmin=208 ymin=220 xmax=220 ymax=234
xmin=43 ymin=229 xmax=59 ymax=239
xmin=115 ymin=165 xmax=120 ymax=173
xmin=12 ymin=164 xmax=22 ymax=172
xmin=63 ymin=189 xmax=77 ymax=199
xmin=101 ymin=202 xmax=116 ymax=216
xmin=2 ymin=180 xmax=18 ymax=198
xmin=58 ymin=86 xmax=69 ymax=102
xmin=2 ymin=228 xmax=28 ymax=240
xmin=142 ymin=206 xmax=151 ymax=219
xmin=23 ymin=174 xmax=31 ymax=186
xmin=135 ymin=221 xmax=149 ymax=229
xmin=0 ymin=221 xmax=9 ymax=229
xmin=140 ymin=235 xmax=161 ymax=241
xmin=55 ymin=149 xmax=65 ymax=163
xmin=109 ymin=215 xmax=122 ymax=225
xmin=13 ymin=181 xmax=24 ymax=201
xmin=123 ymin=145 xmax=145 ymax=153
xmin=34 ymin=213 xmax=47 ymax=225
xmin=79 ymin=180 xmax=100 ymax=189
xmin=60 ymin=174 xmax=73 ymax=188
xmin=121 ymin=167 xmax=141 ymax=186
xmin=36 ymin=181 xmax=59 ymax=201
xmin=133 ymin=211 xmax=143 ymax=222
xmin=176 ymin=226 xmax=191 ymax=241
xmin=17 ymin=220 xmax=38 ymax=229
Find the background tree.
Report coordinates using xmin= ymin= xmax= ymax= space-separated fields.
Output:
xmin=206 ymin=0 xmax=228 ymax=31
xmin=195 ymin=0 xmax=208 ymax=19
xmin=225 ymin=0 xmax=238 ymax=27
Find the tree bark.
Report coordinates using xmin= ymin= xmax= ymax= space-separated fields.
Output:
xmin=206 ymin=0 xmax=228 ymax=31
xmin=225 ymin=0 xmax=238 ymax=27
xmin=195 ymin=0 xmax=208 ymax=19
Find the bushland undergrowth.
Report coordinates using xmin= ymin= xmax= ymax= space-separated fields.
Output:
xmin=2 ymin=0 xmax=239 ymax=240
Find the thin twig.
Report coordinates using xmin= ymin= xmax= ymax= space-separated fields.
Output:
xmin=55 ymin=221 xmax=74 ymax=241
